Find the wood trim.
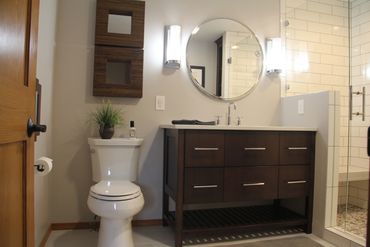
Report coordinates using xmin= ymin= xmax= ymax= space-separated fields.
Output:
xmin=50 ymin=219 xmax=162 ymax=230
xmin=39 ymin=219 xmax=162 ymax=246
xmin=39 ymin=225 xmax=52 ymax=247
xmin=50 ymin=222 xmax=98 ymax=230
xmin=132 ymin=219 xmax=163 ymax=227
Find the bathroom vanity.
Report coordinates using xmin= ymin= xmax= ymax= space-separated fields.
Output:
xmin=161 ymin=125 xmax=316 ymax=247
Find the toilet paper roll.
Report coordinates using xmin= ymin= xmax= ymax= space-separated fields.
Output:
xmin=34 ymin=157 xmax=53 ymax=176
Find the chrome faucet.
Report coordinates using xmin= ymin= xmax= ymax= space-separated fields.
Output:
xmin=227 ymin=102 xmax=237 ymax=125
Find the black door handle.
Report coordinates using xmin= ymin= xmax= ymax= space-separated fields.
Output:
xmin=27 ymin=118 xmax=47 ymax=137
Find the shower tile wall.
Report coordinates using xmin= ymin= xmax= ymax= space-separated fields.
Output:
xmin=282 ymin=0 xmax=349 ymax=97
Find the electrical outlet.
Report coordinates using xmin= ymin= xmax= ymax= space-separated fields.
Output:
xmin=156 ymin=96 xmax=165 ymax=111
xmin=298 ymin=99 xmax=304 ymax=115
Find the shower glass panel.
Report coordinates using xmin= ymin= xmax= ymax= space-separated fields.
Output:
xmin=281 ymin=0 xmax=369 ymax=241
xmin=338 ymin=0 xmax=370 ymax=239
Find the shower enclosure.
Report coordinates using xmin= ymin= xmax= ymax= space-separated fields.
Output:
xmin=281 ymin=0 xmax=370 ymax=243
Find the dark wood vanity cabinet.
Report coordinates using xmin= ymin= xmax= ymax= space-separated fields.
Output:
xmin=163 ymin=128 xmax=316 ymax=247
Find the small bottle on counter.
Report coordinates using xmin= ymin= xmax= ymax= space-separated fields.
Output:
xmin=129 ymin=121 xmax=136 ymax=138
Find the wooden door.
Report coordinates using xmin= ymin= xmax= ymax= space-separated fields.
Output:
xmin=0 ymin=0 xmax=40 ymax=246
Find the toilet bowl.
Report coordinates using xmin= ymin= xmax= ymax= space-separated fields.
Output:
xmin=87 ymin=180 xmax=144 ymax=247
xmin=87 ymin=138 xmax=144 ymax=247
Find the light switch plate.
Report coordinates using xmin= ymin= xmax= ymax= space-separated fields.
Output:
xmin=298 ymin=99 xmax=304 ymax=115
xmin=156 ymin=96 xmax=165 ymax=111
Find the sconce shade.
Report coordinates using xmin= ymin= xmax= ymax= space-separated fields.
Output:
xmin=266 ymin=38 xmax=282 ymax=74
xmin=164 ymin=25 xmax=181 ymax=69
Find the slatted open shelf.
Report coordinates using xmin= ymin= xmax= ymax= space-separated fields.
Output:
xmin=165 ymin=205 xmax=307 ymax=233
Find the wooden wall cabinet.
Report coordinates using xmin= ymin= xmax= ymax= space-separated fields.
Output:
xmin=93 ymin=0 xmax=145 ymax=98
xmin=163 ymin=128 xmax=316 ymax=247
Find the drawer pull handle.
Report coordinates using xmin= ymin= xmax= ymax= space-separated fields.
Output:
xmin=288 ymin=147 xmax=308 ymax=150
xmin=287 ymin=180 xmax=307 ymax=184
xmin=193 ymin=185 xmax=218 ymax=189
xmin=242 ymin=182 xmax=265 ymax=187
xmin=244 ymin=147 xmax=266 ymax=151
xmin=194 ymin=147 xmax=219 ymax=151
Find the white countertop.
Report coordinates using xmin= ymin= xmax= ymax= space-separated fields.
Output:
xmin=159 ymin=124 xmax=317 ymax=131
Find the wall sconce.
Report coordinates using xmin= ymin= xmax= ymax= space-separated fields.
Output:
xmin=266 ymin=38 xmax=282 ymax=74
xmin=164 ymin=25 xmax=181 ymax=69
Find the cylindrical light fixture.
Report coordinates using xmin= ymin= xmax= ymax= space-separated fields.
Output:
xmin=164 ymin=25 xmax=181 ymax=69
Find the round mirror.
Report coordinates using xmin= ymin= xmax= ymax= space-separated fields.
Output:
xmin=187 ymin=19 xmax=263 ymax=101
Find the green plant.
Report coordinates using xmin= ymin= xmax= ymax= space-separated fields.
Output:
xmin=91 ymin=100 xmax=124 ymax=128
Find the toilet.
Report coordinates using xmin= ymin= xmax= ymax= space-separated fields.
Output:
xmin=87 ymin=138 xmax=144 ymax=247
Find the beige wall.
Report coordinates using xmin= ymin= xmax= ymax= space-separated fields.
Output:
xmin=50 ymin=0 xmax=282 ymax=223
xmin=35 ymin=0 xmax=57 ymax=245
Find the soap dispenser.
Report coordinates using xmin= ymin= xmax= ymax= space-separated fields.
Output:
xmin=129 ymin=121 xmax=136 ymax=138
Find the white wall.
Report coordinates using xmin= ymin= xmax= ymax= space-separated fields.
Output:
xmin=50 ymin=0 xmax=281 ymax=223
xmin=188 ymin=39 xmax=217 ymax=94
xmin=35 ymin=0 xmax=57 ymax=245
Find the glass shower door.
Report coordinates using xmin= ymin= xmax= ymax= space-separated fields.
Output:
xmin=337 ymin=0 xmax=370 ymax=239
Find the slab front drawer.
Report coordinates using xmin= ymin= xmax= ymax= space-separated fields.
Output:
xmin=225 ymin=132 xmax=279 ymax=166
xmin=280 ymin=132 xmax=314 ymax=165
xmin=185 ymin=131 xmax=224 ymax=167
xmin=278 ymin=165 xmax=310 ymax=198
xmin=224 ymin=166 xmax=278 ymax=201
xmin=184 ymin=168 xmax=224 ymax=204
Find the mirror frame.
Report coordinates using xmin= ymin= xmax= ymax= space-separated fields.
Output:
xmin=186 ymin=18 xmax=264 ymax=101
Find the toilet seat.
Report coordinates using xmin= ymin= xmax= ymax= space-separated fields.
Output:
xmin=90 ymin=180 xmax=142 ymax=201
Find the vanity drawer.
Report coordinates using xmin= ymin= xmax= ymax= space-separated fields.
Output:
xmin=184 ymin=168 xmax=224 ymax=204
xmin=185 ymin=131 xmax=224 ymax=167
xmin=225 ymin=131 xmax=279 ymax=166
xmin=224 ymin=166 xmax=278 ymax=202
xmin=278 ymin=165 xmax=310 ymax=198
xmin=279 ymin=132 xmax=315 ymax=165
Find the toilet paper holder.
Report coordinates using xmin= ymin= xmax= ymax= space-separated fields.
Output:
xmin=34 ymin=164 xmax=45 ymax=172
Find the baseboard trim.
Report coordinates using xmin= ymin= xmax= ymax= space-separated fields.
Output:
xmin=132 ymin=219 xmax=163 ymax=227
xmin=51 ymin=222 xmax=98 ymax=230
xmin=39 ymin=225 xmax=52 ymax=247
xmin=40 ymin=219 xmax=162 ymax=246
xmin=50 ymin=219 xmax=162 ymax=230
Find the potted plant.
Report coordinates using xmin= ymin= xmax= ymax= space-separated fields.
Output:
xmin=91 ymin=100 xmax=124 ymax=139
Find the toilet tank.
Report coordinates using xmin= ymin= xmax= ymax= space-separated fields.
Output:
xmin=88 ymin=138 xmax=143 ymax=182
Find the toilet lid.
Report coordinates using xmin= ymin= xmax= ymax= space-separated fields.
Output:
xmin=90 ymin=180 xmax=141 ymax=200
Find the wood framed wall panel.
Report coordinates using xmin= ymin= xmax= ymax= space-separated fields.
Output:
xmin=95 ymin=0 xmax=145 ymax=48
xmin=93 ymin=46 xmax=143 ymax=97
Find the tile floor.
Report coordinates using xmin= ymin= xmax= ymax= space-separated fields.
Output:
xmin=337 ymin=204 xmax=367 ymax=239
xmin=45 ymin=226 xmax=336 ymax=247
